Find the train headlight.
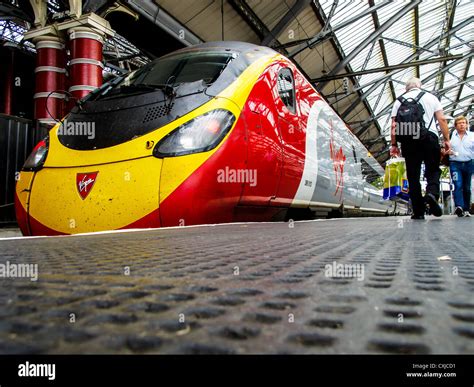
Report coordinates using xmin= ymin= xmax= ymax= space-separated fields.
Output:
xmin=153 ymin=109 xmax=235 ymax=157
xmin=23 ymin=137 xmax=49 ymax=171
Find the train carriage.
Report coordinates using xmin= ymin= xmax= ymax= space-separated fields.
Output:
xmin=15 ymin=41 xmax=399 ymax=236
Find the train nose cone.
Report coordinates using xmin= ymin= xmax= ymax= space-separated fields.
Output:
xmin=19 ymin=157 xmax=162 ymax=236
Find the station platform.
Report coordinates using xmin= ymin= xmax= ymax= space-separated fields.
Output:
xmin=0 ymin=215 xmax=473 ymax=354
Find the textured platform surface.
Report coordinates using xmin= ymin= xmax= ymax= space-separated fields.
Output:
xmin=0 ymin=216 xmax=473 ymax=354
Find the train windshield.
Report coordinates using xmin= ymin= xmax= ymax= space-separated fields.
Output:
xmin=94 ymin=51 xmax=237 ymax=100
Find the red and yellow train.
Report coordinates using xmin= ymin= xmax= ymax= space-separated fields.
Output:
xmin=15 ymin=42 xmax=396 ymax=236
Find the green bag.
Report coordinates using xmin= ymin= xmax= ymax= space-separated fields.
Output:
xmin=383 ymin=157 xmax=409 ymax=201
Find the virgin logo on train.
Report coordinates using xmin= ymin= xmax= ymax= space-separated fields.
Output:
xmin=76 ymin=172 xmax=98 ymax=199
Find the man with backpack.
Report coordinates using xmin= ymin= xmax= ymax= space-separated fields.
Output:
xmin=390 ymin=77 xmax=451 ymax=220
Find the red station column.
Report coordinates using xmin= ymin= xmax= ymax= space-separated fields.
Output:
xmin=3 ymin=49 xmax=14 ymax=115
xmin=68 ymin=28 xmax=105 ymax=101
xmin=32 ymin=36 xmax=67 ymax=126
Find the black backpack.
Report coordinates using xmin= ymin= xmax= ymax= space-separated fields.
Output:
xmin=395 ymin=91 xmax=431 ymax=142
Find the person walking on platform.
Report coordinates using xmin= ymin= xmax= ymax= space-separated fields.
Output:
xmin=447 ymin=116 xmax=474 ymax=217
xmin=389 ymin=77 xmax=451 ymax=220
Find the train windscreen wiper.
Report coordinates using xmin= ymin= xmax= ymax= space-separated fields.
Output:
xmin=92 ymin=83 xmax=172 ymax=101
xmin=115 ymin=83 xmax=178 ymax=100
xmin=119 ymin=84 xmax=162 ymax=93
xmin=128 ymin=83 xmax=179 ymax=110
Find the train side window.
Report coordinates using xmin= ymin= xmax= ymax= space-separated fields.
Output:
xmin=277 ymin=68 xmax=296 ymax=114
xmin=352 ymin=145 xmax=358 ymax=163
xmin=360 ymin=158 xmax=379 ymax=185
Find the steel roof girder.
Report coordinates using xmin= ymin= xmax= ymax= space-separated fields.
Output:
xmin=318 ymin=0 xmax=422 ymax=91
xmin=339 ymin=16 xmax=473 ymax=119
xmin=288 ymin=0 xmax=394 ymax=58
xmin=261 ymin=0 xmax=312 ymax=46
xmin=351 ymin=51 xmax=474 ymax=129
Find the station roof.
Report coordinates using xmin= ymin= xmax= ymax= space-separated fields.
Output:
xmin=1 ymin=0 xmax=472 ymax=165
xmin=147 ymin=0 xmax=473 ymax=164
